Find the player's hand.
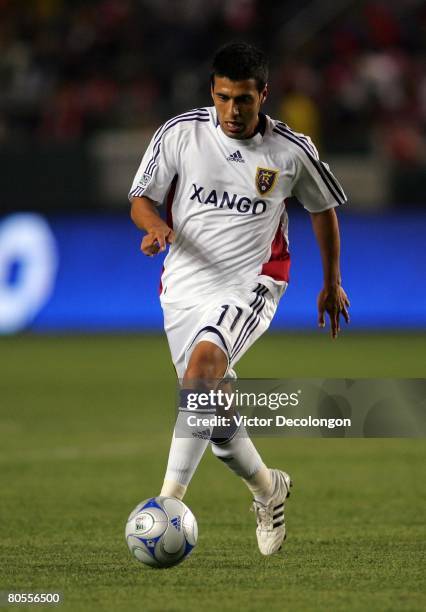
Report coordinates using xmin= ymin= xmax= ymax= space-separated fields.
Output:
xmin=141 ymin=224 xmax=175 ymax=257
xmin=317 ymin=285 xmax=350 ymax=339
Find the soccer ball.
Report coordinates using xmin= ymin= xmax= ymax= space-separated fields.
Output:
xmin=125 ymin=496 xmax=198 ymax=568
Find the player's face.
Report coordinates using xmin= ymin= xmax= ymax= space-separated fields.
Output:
xmin=211 ymin=76 xmax=267 ymax=139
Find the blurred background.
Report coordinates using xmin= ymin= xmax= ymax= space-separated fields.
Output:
xmin=0 ymin=0 xmax=425 ymax=333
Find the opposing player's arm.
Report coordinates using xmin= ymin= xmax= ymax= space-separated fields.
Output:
xmin=130 ymin=196 xmax=175 ymax=257
xmin=310 ymin=208 xmax=350 ymax=339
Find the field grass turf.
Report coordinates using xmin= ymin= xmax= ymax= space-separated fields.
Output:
xmin=0 ymin=333 xmax=425 ymax=612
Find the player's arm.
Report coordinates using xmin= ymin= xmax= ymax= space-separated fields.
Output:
xmin=130 ymin=196 xmax=175 ymax=257
xmin=310 ymin=208 xmax=350 ymax=339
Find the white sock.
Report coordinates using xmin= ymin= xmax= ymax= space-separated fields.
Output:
xmin=161 ymin=405 xmax=214 ymax=499
xmin=211 ymin=426 xmax=274 ymax=503
xmin=160 ymin=479 xmax=187 ymax=500
xmin=243 ymin=464 xmax=274 ymax=505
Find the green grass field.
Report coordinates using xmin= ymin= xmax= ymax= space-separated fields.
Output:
xmin=0 ymin=333 xmax=425 ymax=612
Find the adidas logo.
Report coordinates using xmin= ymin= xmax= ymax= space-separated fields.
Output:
xmin=192 ymin=429 xmax=210 ymax=440
xmin=171 ymin=516 xmax=181 ymax=531
xmin=227 ymin=150 xmax=245 ymax=163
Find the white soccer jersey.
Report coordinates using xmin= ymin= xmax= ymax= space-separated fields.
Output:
xmin=129 ymin=106 xmax=347 ymax=306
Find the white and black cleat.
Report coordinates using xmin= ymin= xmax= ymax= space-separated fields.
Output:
xmin=252 ymin=469 xmax=292 ymax=556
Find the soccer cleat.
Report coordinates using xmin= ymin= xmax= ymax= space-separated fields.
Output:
xmin=252 ymin=469 xmax=292 ymax=556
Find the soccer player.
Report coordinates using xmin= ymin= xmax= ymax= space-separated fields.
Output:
xmin=129 ymin=42 xmax=350 ymax=555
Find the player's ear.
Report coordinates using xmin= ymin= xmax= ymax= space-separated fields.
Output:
xmin=261 ymin=85 xmax=268 ymax=104
xmin=210 ymin=75 xmax=215 ymax=101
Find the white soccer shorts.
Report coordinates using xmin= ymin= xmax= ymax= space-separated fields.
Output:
xmin=162 ymin=282 xmax=284 ymax=379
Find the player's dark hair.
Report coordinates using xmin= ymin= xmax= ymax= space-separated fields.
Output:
xmin=211 ymin=42 xmax=269 ymax=92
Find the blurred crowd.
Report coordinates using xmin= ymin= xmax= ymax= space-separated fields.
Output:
xmin=0 ymin=0 xmax=425 ymax=166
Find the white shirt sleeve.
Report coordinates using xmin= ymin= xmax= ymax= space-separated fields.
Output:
xmin=128 ymin=124 xmax=178 ymax=205
xmin=292 ymin=138 xmax=347 ymax=213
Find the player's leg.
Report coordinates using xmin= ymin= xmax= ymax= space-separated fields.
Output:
xmin=183 ymin=340 xmax=227 ymax=386
xmin=160 ymin=322 xmax=228 ymax=500
xmin=160 ymin=287 xmax=279 ymax=505
xmin=208 ymin=284 xmax=278 ymax=500
xmin=162 ymin=286 xmax=286 ymax=510
xmin=210 ymin=378 xmax=275 ymax=504
xmin=207 ymin=284 xmax=292 ymax=554
xmin=160 ymin=289 xmax=291 ymax=554
xmin=212 ymin=414 xmax=292 ymax=555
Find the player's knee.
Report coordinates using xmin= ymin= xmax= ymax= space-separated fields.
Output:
xmin=183 ymin=341 xmax=227 ymax=387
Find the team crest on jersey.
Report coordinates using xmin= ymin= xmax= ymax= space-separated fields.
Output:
xmin=255 ymin=167 xmax=279 ymax=196
xmin=138 ymin=173 xmax=152 ymax=188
